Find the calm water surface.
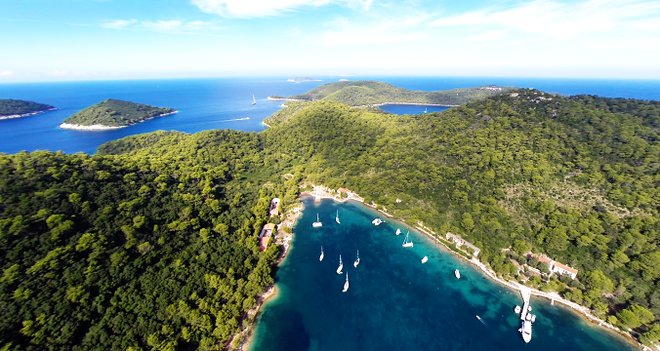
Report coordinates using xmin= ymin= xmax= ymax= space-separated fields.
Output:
xmin=249 ymin=198 xmax=636 ymax=351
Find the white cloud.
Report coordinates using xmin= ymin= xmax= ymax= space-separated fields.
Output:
xmin=101 ymin=19 xmax=220 ymax=33
xmin=190 ymin=0 xmax=372 ymax=18
xmin=319 ymin=15 xmax=429 ymax=45
xmin=0 ymin=70 xmax=14 ymax=78
xmin=101 ymin=19 xmax=138 ymax=29
xmin=429 ymin=0 xmax=660 ymax=40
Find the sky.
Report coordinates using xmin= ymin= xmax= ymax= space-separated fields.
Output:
xmin=1 ymin=0 xmax=660 ymax=82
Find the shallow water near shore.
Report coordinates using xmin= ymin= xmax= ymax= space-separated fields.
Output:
xmin=249 ymin=198 xmax=635 ymax=351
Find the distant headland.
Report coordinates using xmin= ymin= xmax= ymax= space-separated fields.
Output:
xmin=287 ymin=77 xmax=322 ymax=83
xmin=0 ymin=99 xmax=55 ymax=120
xmin=60 ymin=99 xmax=177 ymax=131
xmin=269 ymin=80 xmax=511 ymax=106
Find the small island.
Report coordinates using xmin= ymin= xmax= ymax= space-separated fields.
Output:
xmin=287 ymin=77 xmax=321 ymax=83
xmin=0 ymin=99 xmax=55 ymax=120
xmin=60 ymin=99 xmax=177 ymax=131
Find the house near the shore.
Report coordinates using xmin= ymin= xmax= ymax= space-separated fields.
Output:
xmin=534 ymin=254 xmax=578 ymax=280
xmin=445 ymin=232 xmax=481 ymax=257
xmin=259 ymin=223 xmax=276 ymax=251
xmin=269 ymin=198 xmax=280 ymax=217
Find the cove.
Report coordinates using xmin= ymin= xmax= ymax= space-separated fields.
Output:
xmin=249 ymin=198 xmax=635 ymax=351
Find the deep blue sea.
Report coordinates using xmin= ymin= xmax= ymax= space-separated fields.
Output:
xmin=1 ymin=76 xmax=659 ymax=154
xmin=249 ymin=198 xmax=636 ymax=351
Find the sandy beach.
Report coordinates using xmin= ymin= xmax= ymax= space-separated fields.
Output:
xmin=59 ymin=110 xmax=178 ymax=131
xmin=0 ymin=107 xmax=56 ymax=120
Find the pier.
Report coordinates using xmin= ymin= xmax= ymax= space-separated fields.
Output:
xmin=520 ymin=286 xmax=531 ymax=321
xmin=518 ymin=286 xmax=533 ymax=343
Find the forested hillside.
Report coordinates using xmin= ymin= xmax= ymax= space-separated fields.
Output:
xmin=0 ymin=130 xmax=299 ymax=350
xmin=0 ymin=89 xmax=658 ymax=349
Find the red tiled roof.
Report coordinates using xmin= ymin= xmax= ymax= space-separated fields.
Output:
xmin=554 ymin=261 xmax=578 ymax=274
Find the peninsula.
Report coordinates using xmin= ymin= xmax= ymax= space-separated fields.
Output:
xmin=271 ymin=80 xmax=512 ymax=106
xmin=60 ymin=99 xmax=176 ymax=130
xmin=0 ymin=99 xmax=55 ymax=120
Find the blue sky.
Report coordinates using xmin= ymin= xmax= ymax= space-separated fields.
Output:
xmin=1 ymin=0 xmax=659 ymax=82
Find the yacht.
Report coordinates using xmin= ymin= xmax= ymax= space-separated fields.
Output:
xmin=402 ymin=231 xmax=413 ymax=248
xmin=395 ymin=228 xmax=401 ymax=235
xmin=421 ymin=256 xmax=428 ymax=264
xmin=336 ymin=254 xmax=343 ymax=274
xmin=312 ymin=213 xmax=322 ymax=228
xmin=372 ymin=218 xmax=382 ymax=226
xmin=251 ymin=94 xmax=257 ymax=105
xmin=342 ymin=272 xmax=350 ymax=293
xmin=335 ymin=210 xmax=340 ymax=224
xmin=319 ymin=246 xmax=324 ymax=262
xmin=353 ymin=250 xmax=360 ymax=267
xmin=454 ymin=269 xmax=461 ymax=279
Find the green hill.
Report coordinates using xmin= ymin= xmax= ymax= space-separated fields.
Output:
xmin=63 ymin=99 xmax=175 ymax=127
xmin=0 ymin=99 xmax=54 ymax=118
xmin=1 ymin=88 xmax=658 ymax=349
xmin=286 ymin=80 xmax=512 ymax=106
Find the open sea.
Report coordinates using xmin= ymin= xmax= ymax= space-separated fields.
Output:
xmin=249 ymin=198 xmax=637 ymax=351
xmin=1 ymin=76 xmax=659 ymax=154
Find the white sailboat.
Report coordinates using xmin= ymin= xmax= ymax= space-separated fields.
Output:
xmin=335 ymin=210 xmax=340 ymax=224
xmin=454 ymin=269 xmax=461 ymax=279
xmin=353 ymin=250 xmax=360 ymax=267
xmin=424 ymin=107 xmax=428 ymax=113
xmin=421 ymin=256 xmax=428 ymax=264
xmin=342 ymin=272 xmax=350 ymax=293
xmin=372 ymin=218 xmax=382 ymax=226
xmin=319 ymin=246 xmax=324 ymax=262
xmin=336 ymin=254 xmax=343 ymax=274
xmin=312 ymin=213 xmax=322 ymax=228
xmin=402 ymin=231 xmax=413 ymax=248
xmin=251 ymin=94 xmax=257 ymax=105
xmin=395 ymin=228 xmax=401 ymax=235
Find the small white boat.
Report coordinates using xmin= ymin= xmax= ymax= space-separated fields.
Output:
xmin=531 ymin=314 xmax=536 ymax=323
xmin=424 ymin=107 xmax=428 ymax=113
xmin=312 ymin=213 xmax=322 ymax=228
xmin=454 ymin=269 xmax=461 ymax=279
xmin=251 ymin=94 xmax=257 ymax=105
xmin=402 ymin=231 xmax=413 ymax=248
xmin=519 ymin=320 xmax=532 ymax=343
xmin=336 ymin=254 xmax=343 ymax=274
xmin=514 ymin=305 xmax=521 ymax=314
xmin=319 ymin=246 xmax=324 ymax=262
xmin=395 ymin=228 xmax=401 ymax=235
xmin=421 ymin=256 xmax=428 ymax=264
xmin=335 ymin=210 xmax=340 ymax=224
xmin=353 ymin=250 xmax=360 ymax=268
xmin=372 ymin=218 xmax=382 ymax=226
xmin=342 ymin=272 xmax=349 ymax=293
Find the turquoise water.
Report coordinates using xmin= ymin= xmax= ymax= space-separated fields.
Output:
xmin=379 ymin=104 xmax=449 ymax=115
xmin=249 ymin=198 xmax=636 ymax=351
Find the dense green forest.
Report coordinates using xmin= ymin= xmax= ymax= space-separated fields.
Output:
xmin=0 ymin=131 xmax=300 ymax=350
xmin=285 ymin=80 xmax=512 ymax=106
xmin=1 ymin=88 xmax=658 ymax=349
xmin=0 ymin=99 xmax=54 ymax=118
xmin=63 ymin=99 xmax=175 ymax=127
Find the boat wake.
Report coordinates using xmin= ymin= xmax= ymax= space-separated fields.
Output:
xmin=476 ymin=315 xmax=487 ymax=326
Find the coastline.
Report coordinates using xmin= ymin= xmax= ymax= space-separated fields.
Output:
xmin=230 ymin=202 xmax=301 ymax=351
xmin=59 ymin=110 xmax=178 ymax=131
xmin=0 ymin=107 xmax=57 ymax=120
xmin=369 ymin=101 xmax=459 ymax=108
xmin=266 ymin=96 xmax=304 ymax=102
xmin=295 ymin=184 xmax=646 ymax=350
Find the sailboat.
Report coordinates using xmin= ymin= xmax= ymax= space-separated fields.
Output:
xmin=402 ymin=231 xmax=413 ymax=248
xmin=424 ymin=107 xmax=428 ymax=113
xmin=395 ymin=228 xmax=401 ymax=235
xmin=342 ymin=272 xmax=350 ymax=293
xmin=454 ymin=269 xmax=461 ymax=279
xmin=421 ymin=256 xmax=428 ymax=264
xmin=312 ymin=213 xmax=322 ymax=228
xmin=336 ymin=254 xmax=343 ymax=274
xmin=319 ymin=246 xmax=324 ymax=262
xmin=335 ymin=210 xmax=340 ymax=224
xmin=353 ymin=250 xmax=360 ymax=267
xmin=251 ymin=94 xmax=257 ymax=105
